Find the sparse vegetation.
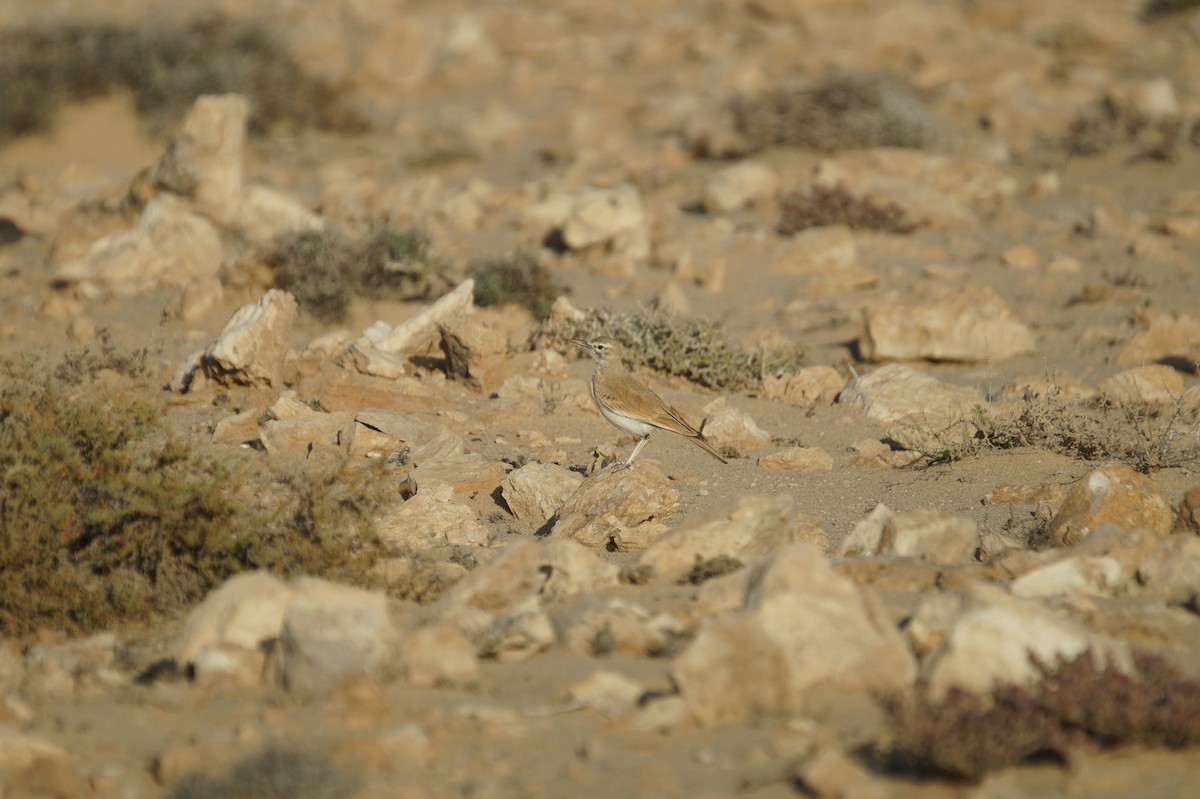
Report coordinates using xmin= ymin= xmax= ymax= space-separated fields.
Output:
xmin=907 ymin=385 xmax=1200 ymax=473
xmin=680 ymin=555 xmax=744 ymax=585
xmin=266 ymin=223 xmax=450 ymax=323
xmin=733 ymin=73 xmax=941 ymax=153
xmin=471 ymin=249 xmax=562 ymax=320
xmin=0 ymin=15 xmax=366 ymax=143
xmin=534 ymin=308 xmax=804 ymax=391
xmin=1142 ymin=0 xmax=1200 ymax=19
xmin=0 ymin=343 xmax=393 ymax=638
xmin=170 ymin=747 xmax=359 ymax=799
xmin=882 ymin=650 xmax=1200 ymax=780
xmin=1062 ymin=95 xmax=1185 ymax=161
xmin=777 ymin=185 xmax=921 ymax=235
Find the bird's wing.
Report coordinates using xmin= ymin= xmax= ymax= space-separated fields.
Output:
xmin=597 ymin=373 xmax=703 ymax=437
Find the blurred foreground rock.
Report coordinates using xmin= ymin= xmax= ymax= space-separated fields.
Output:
xmin=672 ymin=543 xmax=916 ymax=725
xmin=550 ymin=465 xmax=680 ymax=550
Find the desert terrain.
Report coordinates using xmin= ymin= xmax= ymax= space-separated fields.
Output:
xmin=3 ymin=1 xmax=1200 ymax=798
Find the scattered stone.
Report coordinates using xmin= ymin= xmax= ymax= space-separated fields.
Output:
xmin=376 ymin=483 xmax=489 ymax=549
xmin=439 ymin=317 xmax=512 ymax=392
xmin=1045 ymin=462 xmax=1174 ymax=546
xmin=1123 ymin=77 xmax=1179 ymax=120
xmin=561 ymin=184 xmax=648 ymax=257
xmin=399 ymin=621 xmax=478 ymax=688
xmin=757 ymin=446 xmax=834 ymax=472
xmin=149 ymin=93 xmax=246 ymax=226
xmin=237 ymin=183 xmax=325 ymax=244
xmin=701 ymin=160 xmax=779 ymax=213
xmin=55 ymin=196 xmax=223 ymax=295
xmin=1133 ymin=535 xmax=1200 ymax=605
xmin=335 ymin=722 xmax=433 ymax=773
xmin=501 ymin=462 xmax=585 ymax=521
xmin=191 ymin=644 xmax=268 ymax=688
xmin=796 ymin=744 xmax=890 ymax=799
xmin=985 ymin=482 xmax=1064 ymax=506
xmin=343 ymin=344 xmax=408 ymax=379
xmin=839 ymin=363 xmax=980 ymax=424
xmin=701 ymin=398 xmax=771 ymax=450
xmin=672 ymin=543 xmax=916 ymax=724
xmin=909 ymin=583 xmax=1132 ymax=699
xmin=468 ymin=595 xmax=556 ymax=661
xmin=175 ymin=571 xmax=294 ymax=667
xmin=0 ymin=727 xmax=70 ymax=777
xmin=1099 ymin=364 xmax=1186 ymax=406
xmin=350 ymin=409 xmax=464 ymax=464
xmin=762 ymin=366 xmax=847 ymax=405
xmin=567 ymin=670 xmax=646 ymax=718
xmin=550 ymin=465 xmax=680 ymax=550
xmin=1001 ymin=243 xmax=1039 ymax=269
xmin=22 ymin=634 xmax=122 ymax=703
xmin=837 ymin=504 xmax=978 ymax=565
xmin=260 ymin=410 xmax=354 ymax=456
xmin=1117 ymin=313 xmax=1200 ymax=369
xmin=1010 ymin=554 xmax=1124 ymax=599
xmin=197 ymin=289 xmax=298 ymax=389
xmin=858 ymin=285 xmax=1035 ymax=362
xmin=437 ymin=539 xmax=618 ymax=623
xmin=1175 ymin=486 xmax=1200 ymax=535
xmin=885 ymin=410 xmax=977 ymax=455
xmin=272 ymin=578 xmax=398 ymax=693
xmin=670 ymin=615 xmax=794 ymax=726
xmin=561 ymin=597 xmax=683 ymax=657
xmin=173 ymin=274 xmax=224 ymax=323
xmin=408 ymin=455 xmax=507 ymax=497
xmin=770 ymin=225 xmax=859 ymax=274
xmin=636 ymin=495 xmax=799 ymax=583
xmin=373 ymin=279 xmax=476 ymax=354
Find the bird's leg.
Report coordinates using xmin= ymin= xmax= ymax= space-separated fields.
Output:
xmin=620 ymin=435 xmax=651 ymax=470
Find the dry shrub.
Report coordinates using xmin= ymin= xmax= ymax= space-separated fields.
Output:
xmin=777 ymin=185 xmax=921 ymax=235
xmin=265 ymin=223 xmax=449 ymax=323
xmin=1142 ymin=0 xmax=1200 ymax=18
xmin=0 ymin=343 xmax=392 ymax=638
xmin=913 ymin=385 xmax=1200 ymax=473
xmin=170 ymin=747 xmax=358 ymax=799
xmin=1062 ymin=95 xmax=1186 ymax=161
xmin=470 ymin=249 xmax=561 ymax=320
xmin=533 ymin=308 xmax=803 ymax=391
xmin=680 ymin=555 xmax=744 ymax=585
xmin=0 ymin=15 xmax=365 ymax=143
xmin=883 ymin=650 xmax=1200 ymax=780
xmin=734 ymin=73 xmax=941 ymax=153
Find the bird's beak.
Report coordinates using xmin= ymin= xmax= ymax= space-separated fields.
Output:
xmin=569 ymin=339 xmax=588 ymax=349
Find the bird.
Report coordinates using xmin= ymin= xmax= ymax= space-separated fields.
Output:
xmin=571 ymin=335 xmax=728 ymax=469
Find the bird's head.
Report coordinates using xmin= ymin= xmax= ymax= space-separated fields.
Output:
xmin=571 ymin=335 xmax=623 ymax=365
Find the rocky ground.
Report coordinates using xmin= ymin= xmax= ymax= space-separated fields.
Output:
xmin=4 ymin=1 xmax=1200 ymax=797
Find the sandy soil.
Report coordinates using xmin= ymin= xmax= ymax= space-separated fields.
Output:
xmin=3 ymin=1 xmax=1200 ymax=798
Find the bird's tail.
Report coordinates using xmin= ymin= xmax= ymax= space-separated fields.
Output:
xmin=689 ymin=433 xmax=728 ymax=464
